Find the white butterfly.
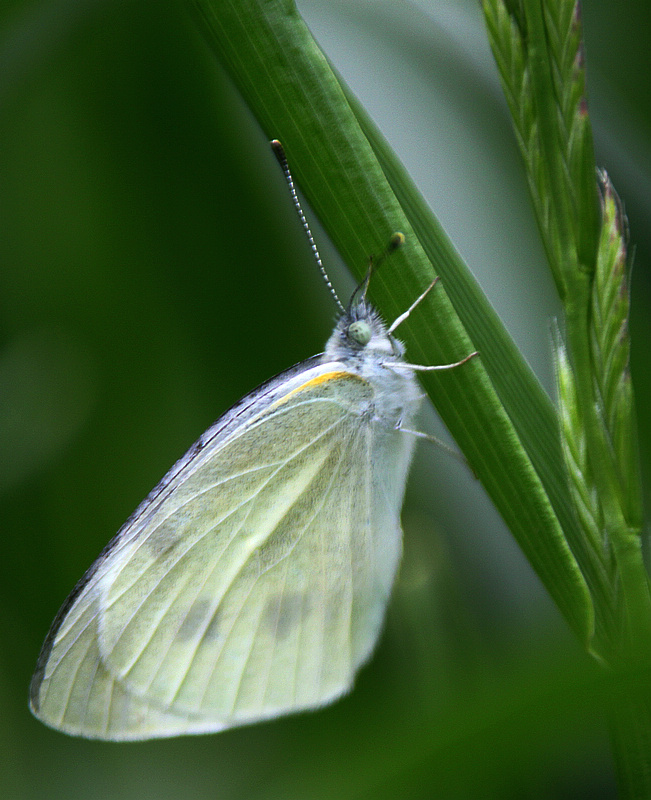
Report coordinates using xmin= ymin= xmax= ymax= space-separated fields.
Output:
xmin=29 ymin=145 xmax=475 ymax=740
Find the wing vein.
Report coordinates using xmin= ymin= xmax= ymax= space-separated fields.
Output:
xmin=105 ymin=412 xmax=350 ymax=613
xmin=125 ymin=398 xmax=351 ymax=559
xmin=196 ymin=425 xmax=354 ymax=715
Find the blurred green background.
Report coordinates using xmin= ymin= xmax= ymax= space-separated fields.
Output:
xmin=1 ymin=0 xmax=649 ymax=797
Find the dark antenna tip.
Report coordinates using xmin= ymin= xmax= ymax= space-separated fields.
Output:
xmin=388 ymin=232 xmax=405 ymax=252
xmin=270 ymin=140 xmax=345 ymax=314
xmin=270 ymin=139 xmax=286 ymax=162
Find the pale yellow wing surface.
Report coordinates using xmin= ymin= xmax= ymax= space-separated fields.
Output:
xmin=31 ymin=366 xmax=406 ymax=739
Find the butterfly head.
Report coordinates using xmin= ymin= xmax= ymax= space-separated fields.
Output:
xmin=325 ymin=297 xmax=405 ymax=364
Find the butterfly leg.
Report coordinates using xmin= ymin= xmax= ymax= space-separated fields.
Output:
xmin=402 ymin=350 xmax=479 ymax=372
xmin=388 ymin=278 xmax=440 ymax=334
xmin=395 ymin=418 xmax=470 ymax=466
xmin=388 ymin=280 xmax=479 ymax=372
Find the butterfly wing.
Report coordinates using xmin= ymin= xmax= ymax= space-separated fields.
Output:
xmin=30 ymin=363 xmax=410 ymax=739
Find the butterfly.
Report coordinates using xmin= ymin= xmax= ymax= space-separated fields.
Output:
xmin=29 ymin=142 xmax=476 ymax=739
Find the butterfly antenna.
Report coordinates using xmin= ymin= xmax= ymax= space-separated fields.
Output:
xmin=271 ymin=140 xmax=345 ymax=314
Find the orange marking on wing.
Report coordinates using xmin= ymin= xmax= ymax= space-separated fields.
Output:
xmin=298 ymin=371 xmax=350 ymax=389
xmin=271 ymin=370 xmax=365 ymax=409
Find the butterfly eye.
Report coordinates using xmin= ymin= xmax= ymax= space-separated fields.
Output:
xmin=347 ymin=320 xmax=372 ymax=346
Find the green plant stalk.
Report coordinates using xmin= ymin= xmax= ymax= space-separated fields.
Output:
xmin=609 ymin=679 xmax=651 ymax=798
xmin=562 ymin=167 xmax=651 ymax=800
xmin=565 ymin=287 xmax=651 ymax=657
xmin=488 ymin=0 xmax=650 ymax=656
xmin=485 ymin=0 xmax=650 ymax=793
xmin=555 ymin=333 xmax=619 ymax=652
xmin=523 ymin=0 xmax=579 ymax=300
xmin=481 ymin=1 xmax=614 ymax=626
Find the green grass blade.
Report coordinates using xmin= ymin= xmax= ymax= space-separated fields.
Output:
xmin=482 ymin=1 xmax=650 ymax=792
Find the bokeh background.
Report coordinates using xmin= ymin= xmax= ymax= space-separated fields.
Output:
xmin=1 ymin=0 xmax=650 ymax=797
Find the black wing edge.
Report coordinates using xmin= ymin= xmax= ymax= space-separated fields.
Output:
xmin=29 ymin=353 xmax=325 ymax=712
